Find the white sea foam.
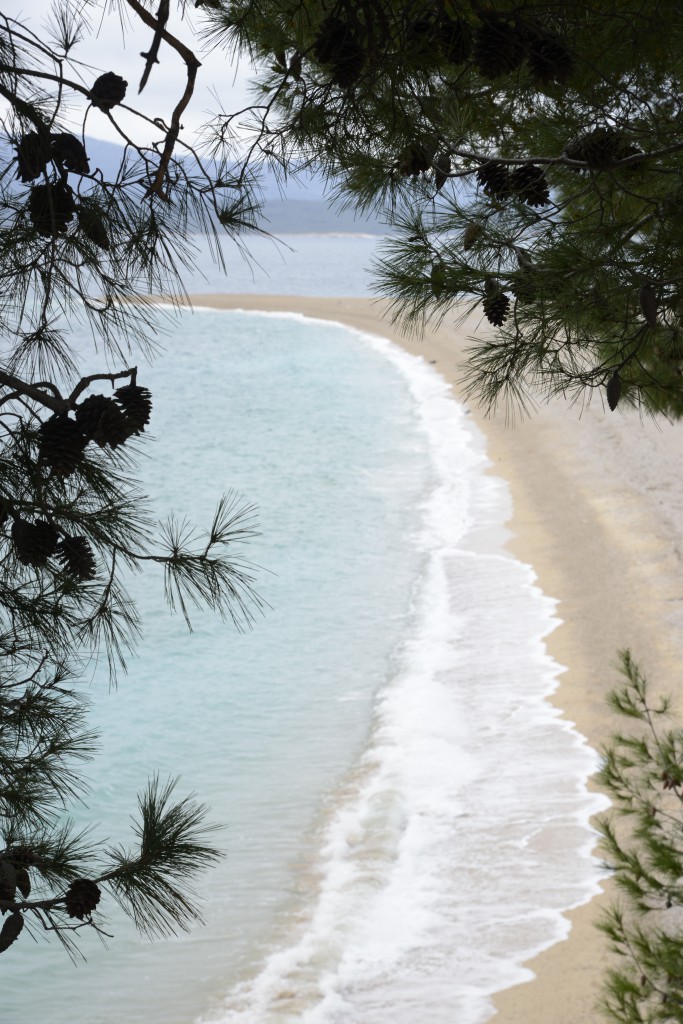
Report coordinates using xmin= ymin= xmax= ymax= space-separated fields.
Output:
xmin=199 ymin=313 xmax=610 ymax=1024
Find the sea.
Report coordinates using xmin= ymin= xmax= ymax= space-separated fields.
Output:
xmin=5 ymin=232 xmax=608 ymax=1023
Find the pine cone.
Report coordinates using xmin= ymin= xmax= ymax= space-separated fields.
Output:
xmin=56 ymin=535 xmax=97 ymax=582
xmin=114 ymin=383 xmax=152 ymax=434
xmin=639 ymin=283 xmax=658 ymax=327
xmin=397 ymin=139 xmax=437 ymax=177
xmin=509 ymin=164 xmax=551 ymax=206
xmin=476 ymin=160 xmax=511 ymax=199
xmin=28 ymin=181 xmax=76 ymax=236
xmin=11 ymin=518 xmax=59 ymax=567
xmin=288 ymin=51 xmax=303 ymax=81
xmin=433 ymin=151 xmax=451 ymax=191
xmin=564 ymin=128 xmax=625 ymax=169
xmin=405 ymin=11 xmax=438 ymax=60
xmin=330 ymin=38 xmax=366 ymax=88
xmin=313 ymin=15 xmax=365 ymax=88
xmin=482 ymin=290 xmax=511 ymax=326
xmin=64 ymin=878 xmax=101 ymax=920
xmin=463 ymin=222 xmax=483 ymax=250
xmin=0 ymin=860 xmax=16 ymax=901
xmin=16 ymin=132 xmax=52 ymax=183
xmin=0 ymin=856 xmax=30 ymax=900
xmin=4 ymin=849 xmax=40 ymax=900
xmin=89 ymin=72 xmax=128 ymax=112
xmin=526 ymin=29 xmax=574 ymax=85
xmin=0 ymin=913 xmax=23 ymax=954
xmin=75 ymin=394 xmax=113 ymax=441
xmin=606 ymin=371 xmax=621 ymax=411
xmin=14 ymin=867 xmax=30 ymax=900
xmin=93 ymin=399 xmax=133 ymax=449
xmin=76 ymin=395 xmax=132 ymax=447
xmin=78 ymin=205 xmax=110 ymax=250
xmin=51 ymin=133 xmax=90 ymax=175
xmin=439 ymin=15 xmax=473 ymax=64
xmin=474 ymin=12 xmax=527 ymax=79
xmin=313 ymin=14 xmax=343 ymax=64
xmin=4 ymin=847 xmax=40 ymax=868
xmin=430 ymin=261 xmax=447 ymax=299
xmin=615 ymin=143 xmax=644 ymax=166
xmin=38 ymin=415 xmax=87 ymax=476
xmin=511 ymin=270 xmax=537 ymax=304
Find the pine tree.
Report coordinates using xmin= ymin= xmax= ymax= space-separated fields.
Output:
xmin=0 ymin=2 xmax=267 ymax=954
xmin=597 ymin=652 xmax=683 ymax=1024
xmin=206 ymin=0 xmax=683 ymax=419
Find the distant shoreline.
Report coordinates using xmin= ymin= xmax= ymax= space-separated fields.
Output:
xmin=182 ymin=293 xmax=683 ymax=1024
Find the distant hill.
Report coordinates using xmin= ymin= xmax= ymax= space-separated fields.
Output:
xmin=83 ymin=136 xmax=385 ymax=234
xmin=259 ymin=199 xmax=385 ymax=235
xmin=84 ymin=137 xmax=324 ymax=196
xmin=83 ymin=136 xmax=133 ymax=181
xmin=3 ymin=133 xmax=385 ymax=234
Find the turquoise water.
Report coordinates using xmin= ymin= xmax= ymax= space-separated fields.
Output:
xmin=4 ymin=238 xmax=607 ymax=1024
xmin=183 ymin=232 xmax=382 ymax=296
xmin=4 ymin=308 xmax=431 ymax=1022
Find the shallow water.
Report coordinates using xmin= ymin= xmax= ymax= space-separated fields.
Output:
xmin=4 ymin=238 xmax=607 ymax=1024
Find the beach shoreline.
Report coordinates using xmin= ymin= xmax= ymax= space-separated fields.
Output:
xmin=181 ymin=292 xmax=683 ymax=1024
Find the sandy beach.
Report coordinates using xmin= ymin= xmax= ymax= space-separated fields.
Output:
xmin=186 ymin=292 xmax=683 ymax=1024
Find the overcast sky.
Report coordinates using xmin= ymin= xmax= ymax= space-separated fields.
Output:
xmin=2 ymin=0 xmax=258 ymax=146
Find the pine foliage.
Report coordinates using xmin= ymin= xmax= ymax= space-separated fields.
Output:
xmin=597 ymin=652 xmax=683 ymax=1024
xmin=206 ymin=0 xmax=683 ymax=417
xmin=0 ymin=1 xmax=269 ymax=956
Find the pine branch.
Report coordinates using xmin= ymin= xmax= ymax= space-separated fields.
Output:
xmin=102 ymin=776 xmax=222 ymax=938
xmin=597 ymin=652 xmax=683 ymax=1023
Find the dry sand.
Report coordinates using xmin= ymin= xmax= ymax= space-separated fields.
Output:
xmin=186 ymin=293 xmax=683 ymax=1024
